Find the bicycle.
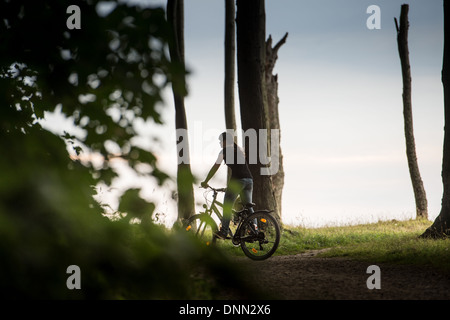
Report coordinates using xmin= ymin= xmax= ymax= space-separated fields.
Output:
xmin=183 ymin=184 xmax=280 ymax=260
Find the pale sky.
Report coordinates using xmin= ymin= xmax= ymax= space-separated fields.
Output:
xmin=148 ymin=0 xmax=445 ymax=227
xmin=45 ymin=0 xmax=446 ymax=227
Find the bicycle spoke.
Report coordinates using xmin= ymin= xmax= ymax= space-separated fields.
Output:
xmin=185 ymin=214 xmax=217 ymax=246
xmin=239 ymin=212 xmax=280 ymax=260
xmin=197 ymin=221 xmax=207 ymax=238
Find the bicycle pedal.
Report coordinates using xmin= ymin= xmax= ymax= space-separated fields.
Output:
xmin=231 ymin=237 xmax=240 ymax=246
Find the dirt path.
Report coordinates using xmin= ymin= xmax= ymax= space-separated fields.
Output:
xmin=232 ymin=250 xmax=450 ymax=300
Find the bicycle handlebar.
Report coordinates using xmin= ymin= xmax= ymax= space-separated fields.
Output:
xmin=201 ymin=184 xmax=226 ymax=193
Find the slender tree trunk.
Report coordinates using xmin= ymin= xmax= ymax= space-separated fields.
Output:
xmin=167 ymin=0 xmax=195 ymax=221
xmin=265 ymin=33 xmax=287 ymax=219
xmin=421 ymin=0 xmax=450 ymax=238
xmin=224 ymin=0 xmax=237 ymax=135
xmin=395 ymin=4 xmax=428 ymax=219
xmin=236 ymin=0 xmax=279 ymax=222
xmin=224 ymin=0 xmax=237 ymax=183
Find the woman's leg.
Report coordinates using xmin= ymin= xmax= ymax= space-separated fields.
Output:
xmin=221 ymin=187 xmax=239 ymax=235
xmin=239 ymin=178 xmax=254 ymax=214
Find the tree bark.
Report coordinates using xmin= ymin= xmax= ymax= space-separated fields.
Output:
xmin=236 ymin=0 xmax=279 ymax=222
xmin=224 ymin=0 xmax=237 ymax=183
xmin=167 ymin=0 xmax=195 ymax=221
xmin=265 ymin=33 xmax=287 ymax=219
xmin=395 ymin=4 xmax=428 ymax=219
xmin=421 ymin=0 xmax=450 ymax=238
xmin=224 ymin=0 xmax=237 ymax=135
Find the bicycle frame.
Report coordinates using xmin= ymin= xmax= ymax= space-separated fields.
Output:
xmin=202 ymin=188 xmax=224 ymax=223
xmin=201 ymin=186 xmax=255 ymax=240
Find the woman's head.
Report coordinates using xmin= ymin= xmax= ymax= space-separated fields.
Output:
xmin=219 ymin=131 xmax=234 ymax=147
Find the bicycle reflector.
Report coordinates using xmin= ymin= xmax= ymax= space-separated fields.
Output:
xmin=260 ymin=218 xmax=267 ymax=223
xmin=252 ymin=248 xmax=258 ymax=253
xmin=186 ymin=225 xmax=192 ymax=231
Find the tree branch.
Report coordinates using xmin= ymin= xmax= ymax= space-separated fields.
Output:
xmin=273 ymin=32 xmax=288 ymax=53
xmin=394 ymin=17 xmax=399 ymax=34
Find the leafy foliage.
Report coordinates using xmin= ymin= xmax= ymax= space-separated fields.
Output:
xmin=0 ymin=0 xmax=245 ymax=299
xmin=1 ymin=0 xmax=174 ymax=185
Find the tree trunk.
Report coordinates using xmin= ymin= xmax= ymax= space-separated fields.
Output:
xmin=224 ymin=0 xmax=237 ymax=183
xmin=421 ymin=0 xmax=450 ymax=238
xmin=167 ymin=0 xmax=195 ymax=221
xmin=224 ymin=0 xmax=237 ymax=135
xmin=265 ymin=33 xmax=287 ymax=219
xmin=395 ymin=4 xmax=428 ymax=219
xmin=236 ymin=0 xmax=279 ymax=222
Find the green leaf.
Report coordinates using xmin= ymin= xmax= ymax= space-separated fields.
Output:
xmin=118 ymin=188 xmax=155 ymax=220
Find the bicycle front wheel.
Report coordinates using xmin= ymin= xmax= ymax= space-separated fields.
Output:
xmin=239 ymin=211 xmax=280 ymax=260
xmin=184 ymin=213 xmax=218 ymax=246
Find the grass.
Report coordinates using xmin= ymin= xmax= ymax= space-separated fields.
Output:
xmin=220 ymin=219 xmax=450 ymax=273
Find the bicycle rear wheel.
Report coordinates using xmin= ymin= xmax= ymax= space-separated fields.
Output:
xmin=239 ymin=211 xmax=280 ymax=260
xmin=184 ymin=213 xmax=218 ymax=246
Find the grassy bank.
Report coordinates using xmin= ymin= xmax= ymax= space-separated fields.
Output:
xmin=221 ymin=219 xmax=450 ymax=272
xmin=285 ymin=219 xmax=450 ymax=271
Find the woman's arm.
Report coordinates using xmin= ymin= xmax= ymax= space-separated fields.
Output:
xmin=201 ymin=151 xmax=223 ymax=187
xmin=201 ymin=163 xmax=220 ymax=187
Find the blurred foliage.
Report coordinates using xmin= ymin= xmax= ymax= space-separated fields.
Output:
xmin=0 ymin=0 xmax=249 ymax=299
xmin=0 ymin=0 xmax=177 ymax=185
